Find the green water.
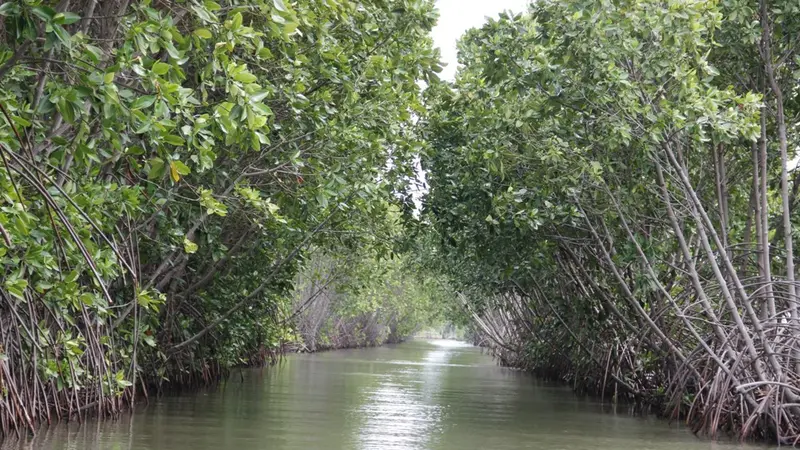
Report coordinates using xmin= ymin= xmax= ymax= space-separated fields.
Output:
xmin=7 ymin=340 xmax=769 ymax=449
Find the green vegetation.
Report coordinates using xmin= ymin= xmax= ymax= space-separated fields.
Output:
xmin=0 ymin=0 xmax=445 ymax=434
xmin=291 ymin=207 xmax=449 ymax=351
xmin=420 ymin=0 xmax=800 ymax=444
xmin=2 ymin=0 xmax=800 ymax=445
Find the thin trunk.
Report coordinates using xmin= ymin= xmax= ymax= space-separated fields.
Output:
xmin=606 ymin=180 xmax=743 ymax=386
xmin=516 ymin=280 xmax=641 ymax=396
xmin=759 ymin=89 xmax=776 ymax=320
xmin=575 ymin=201 xmax=687 ymax=364
xmin=742 ymin=178 xmax=754 ymax=276
xmin=663 ymin=142 xmax=785 ymax=381
xmin=714 ymin=143 xmax=730 ymax=256
xmin=654 ymin=162 xmax=738 ymax=360
xmin=761 ymin=0 xmax=799 ymax=372
xmin=752 ymin=140 xmax=767 ymax=320
xmin=559 ymin=245 xmax=640 ymax=336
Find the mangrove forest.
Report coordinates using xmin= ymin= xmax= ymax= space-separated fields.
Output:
xmin=1 ymin=0 xmax=800 ymax=446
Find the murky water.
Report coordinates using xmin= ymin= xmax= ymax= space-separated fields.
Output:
xmin=6 ymin=340 xmax=770 ymax=449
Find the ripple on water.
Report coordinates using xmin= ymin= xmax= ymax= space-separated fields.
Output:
xmin=2 ymin=340 xmax=771 ymax=450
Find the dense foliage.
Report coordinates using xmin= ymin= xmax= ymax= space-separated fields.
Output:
xmin=293 ymin=249 xmax=447 ymax=351
xmin=0 ymin=0 xmax=443 ymax=434
xmin=421 ymin=0 xmax=800 ymax=444
xmin=3 ymin=0 xmax=800 ymax=445
xmin=292 ymin=206 xmax=450 ymax=351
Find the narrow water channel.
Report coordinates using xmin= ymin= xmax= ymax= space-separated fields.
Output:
xmin=7 ymin=340 xmax=769 ymax=450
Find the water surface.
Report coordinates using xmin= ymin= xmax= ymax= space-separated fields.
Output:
xmin=8 ymin=340 xmax=768 ymax=449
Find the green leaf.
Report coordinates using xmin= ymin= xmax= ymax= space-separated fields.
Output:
xmin=250 ymin=91 xmax=270 ymax=102
xmin=137 ymin=290 xmax=154 ymax=308
xmin=30 ymin=6 xmax=55 ymax=21
xmin=0 ymin=3 xmax=20 ymax=16
xmin=183 ymin=238 xmax=198 ymax=254
xmin=152 ymin=62 xmax=171 ymax=75
xmin=130 ymin=95 xmax=156 ymax=110
xmin=194 ymin=28 xmax=213 ymax=39
xmin=234 ymin=71 xmax=257 ymax=83
xmin=52 ymin=24 xmax=71 ymax=47
xmin=258 ymin=47 xmax=274 ymax=59
xmin=5 ymin=279 xmax=28 ymax=300
xmin=199 ymin=188 xmax=228 ymax=216
xmin=169 ymin=161 xmax=181 ymax=182
xmin=11 ymin=115 xmax=31 ymax=128
xmin=148 ymin=157 xmax=166 ymax=180
xmin=284 ymin=21 xmax=298 ymax=36
xmin=85 ymin=44 xmax=103 ymax=63
xmin=165 ymin=42 xmax=182 ymax=59
xmin=143 ymin=334 xmax=157 ymax=347
xmin=79 ymin=293 xmax=94 ymax=306
xmin=316 ymin=192 xmax=328 ymax=208
xmin=57 ymin=99 xmax=75 ymax=123
xmin=231 ymin=12 xmax=243 ymax=29
xmin=273 ymin=0 xmax=288 ymax=12
xmin=65 ymin=270 xmax=79 ymax=283
xmin=191 ymin=5 xmax=215 ymax=23
xmin=53 ymin=12 xmax=80 ymax=25
xmin=163 ymin=135 xmax=185 ymax=146
xmin=172 ymin=160 xmax=190 ymax=175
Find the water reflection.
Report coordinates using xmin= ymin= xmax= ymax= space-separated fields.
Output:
xmin=1 ymin=340 xmax=772 ymax=450
xmin=355 ymin=341 xmax=458 ymax=449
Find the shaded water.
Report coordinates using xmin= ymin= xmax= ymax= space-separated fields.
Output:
xmin=7 ymin=340 xmax=769 ymax=450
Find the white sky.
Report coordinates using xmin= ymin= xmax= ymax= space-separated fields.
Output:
xmin=432 ymin=0 xmax=531 ymax=80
